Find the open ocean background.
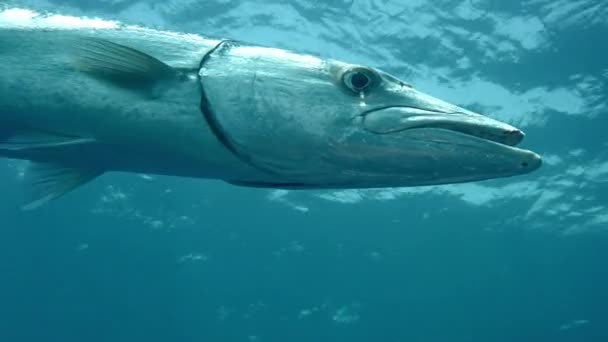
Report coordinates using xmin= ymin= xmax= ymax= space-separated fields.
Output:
xmin=1 ymin=0 xmax=608 ymax=341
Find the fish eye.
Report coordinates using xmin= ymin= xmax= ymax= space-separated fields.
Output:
xmin=342 ymin=68 xmax=376 ymax=94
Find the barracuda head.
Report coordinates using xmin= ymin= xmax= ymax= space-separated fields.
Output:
xmin=200 ymin=41 xmax=542 ymax=188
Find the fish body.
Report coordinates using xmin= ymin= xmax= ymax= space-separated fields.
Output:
xmin=0 ymin=9 xmax=242 ymax=178
xmin=0 ymin=8 xmax=542 ymax=209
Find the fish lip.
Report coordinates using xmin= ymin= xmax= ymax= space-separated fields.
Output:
xmin=360 ymin=106 xmax=525 ymax=147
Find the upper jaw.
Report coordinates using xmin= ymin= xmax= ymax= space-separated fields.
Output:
xmin=361 ymin=106 xmax=525 ymax=147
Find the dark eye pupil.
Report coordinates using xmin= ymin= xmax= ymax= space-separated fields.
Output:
xmin=351 ymin=72 xmax=370 ymax=90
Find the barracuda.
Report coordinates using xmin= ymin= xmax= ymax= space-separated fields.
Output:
xmin=0 ymin=8 xmax=542 ymax=210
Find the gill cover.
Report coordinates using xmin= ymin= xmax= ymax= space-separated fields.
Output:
xmin=198 ymin=40 xmax=355 ymax=181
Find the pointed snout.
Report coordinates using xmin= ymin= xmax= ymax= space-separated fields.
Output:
xmin=373 ymin=86 xmax=528 ymax=146
xmin=453 ymin=111 xmax=526 ymax=147
xmin=502 ymin=128 xmax=525 ymax=146
xmin=362 ymin=106 xmax=527 ymax=147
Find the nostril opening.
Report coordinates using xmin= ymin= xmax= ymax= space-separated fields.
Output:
xmin=521 ymin=161 xmax=529 ymax=167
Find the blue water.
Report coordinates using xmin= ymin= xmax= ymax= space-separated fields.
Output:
xmin=1 ymin=0 xmax=608 ymax=341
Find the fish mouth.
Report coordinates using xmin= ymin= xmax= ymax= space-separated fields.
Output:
xmin=361 ymin=106 xmax=543 ymax=173
xmin=361 ymin=106 xmax=526 ymax=147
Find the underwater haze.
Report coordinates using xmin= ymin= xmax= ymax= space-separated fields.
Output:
xmin=1 ymin=0 xmax=608 ymax=341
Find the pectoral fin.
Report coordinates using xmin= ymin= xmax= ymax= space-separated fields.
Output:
xmin=0 ymin=130 xmax=97 ymax=159
xmin=73 ymin=37 xmax=178 ymax=90
xmin=21 ymin=162 xmax=102 ymax=210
